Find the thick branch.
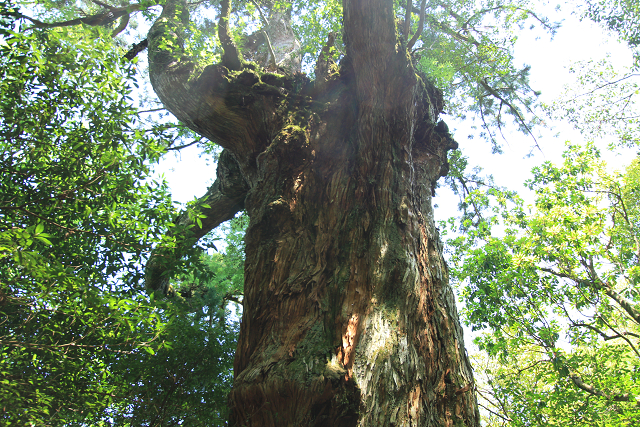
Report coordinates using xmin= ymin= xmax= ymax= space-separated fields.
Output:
xmin=124 ymin=38 xmax=148 ymax=60
xmin=403 ymin=0 xmax=411 ymax=39
xmin=408 ymin=0 xmax=427 ymax=50
xmin=22 ymin=2 xmax=142 ymax=35
xmin=145 ymin=150 xmax=249 ymax=293
xmin=249 ymin=0 xmax=277 ymax=70
xmin=343 ymin=0 xmax=400 ymax=92
xmin=218 ymin=0 xmax=243 ymax=71
xmin=540 ymin=266 xmax=640 ymax=325
xmin=112 ymin=12 xmax=129 ymax=37
xmin=147 ymin=0 xmax=256 ymax=152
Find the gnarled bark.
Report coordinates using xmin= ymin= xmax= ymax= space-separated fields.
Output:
xmin=146 ymin=0 xmax=479 ymax=425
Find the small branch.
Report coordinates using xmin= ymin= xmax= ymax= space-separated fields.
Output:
xmin=540 ymin=266 xmax=640 ymax=325
xmin=124 ymin=38 xmax=148 ymax=60
xmin=426 ymin=15 xmax=481 ymax=47
xmin=408 ymin=0 xmax=427 ymax=50
xmin=456 ymin=176 xmax=485 ymax=224
xmin=221 ymin=292 xmax=243 ymax=307
xmin=596 ymin=316 xmax=640 ymax=359
xmin=571 ymin=321 xmax=640 ymax=360
xmin=22 ymin=2 xmax=144 ymax=36
xmin=570 ymin=373 xmax=639 ymax=405
xmin=112 ymin=12 xmax=129 ymax=37
xmin=569 ymin=73 xmax=640 ymax=101
xmin=479 ymin=78 xmax=540 ymax=149
xmin=477 ymin=401 xmax=512 ymax=422
xmin=515 ymin=359 xmax=545 ymax=375
xmin=166 ymin=138 xmax=204 ymax=151
xmin=137 ymin=106 xmax=166 ymax=114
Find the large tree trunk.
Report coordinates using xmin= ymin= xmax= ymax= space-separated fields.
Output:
xmin=145 ymin=0 xmax=479 ymax=425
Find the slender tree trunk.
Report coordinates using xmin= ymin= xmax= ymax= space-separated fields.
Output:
xmin=146 ymin=0 xmax=479 ymax=425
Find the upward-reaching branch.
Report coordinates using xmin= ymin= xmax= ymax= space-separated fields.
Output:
xmin=404 ymin=0 xmax=411 ymax=40
xmin=218 ymin=0 xmax=242 ymax=71
xmin=569 ymin=373 xmax=639 ymax=405
xmin=249 ymin=0 xmax=277 ymax=70
xmin=343 ymin=0 xmax=410 ymax=103
xmin=408 ymin=0 xmax=427 ymax=50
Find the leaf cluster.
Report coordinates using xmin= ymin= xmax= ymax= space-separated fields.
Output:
xmin=585 ymin=0 xmax=640 ymax=67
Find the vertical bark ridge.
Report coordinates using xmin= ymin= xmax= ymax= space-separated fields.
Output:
xmin=335 ymin=1 xmax=478 ymax=425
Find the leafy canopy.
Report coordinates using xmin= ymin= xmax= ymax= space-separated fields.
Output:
xmin=444 ymin=145 xmax=640 ymax=426
xmin=0 ymin=2 xmax=245 ymax=425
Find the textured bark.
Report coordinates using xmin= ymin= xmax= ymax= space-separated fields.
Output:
xmin=146 ymin=0 xmax=479 ymax=425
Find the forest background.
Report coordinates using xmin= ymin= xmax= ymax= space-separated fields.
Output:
xmin=1 ymin=0 xmax=639 ymax=425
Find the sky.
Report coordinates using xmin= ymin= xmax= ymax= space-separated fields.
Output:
xmin=432 ymin=9 xmax=637 ymax=222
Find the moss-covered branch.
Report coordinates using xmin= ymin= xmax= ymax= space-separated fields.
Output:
xmin=22 ymin=2 xmax=142 ymax=36
xmin=218 ymin=0 xmax=242 ymax=71
xmin=147 ymin=0 xmax=192 ymax=72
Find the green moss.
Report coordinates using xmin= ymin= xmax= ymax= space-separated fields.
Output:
xmin=280 ymin=125 xmax=307 ymax=145
xmin=261 ymin=72 xmax=286 ymax=87
xmin=372 ymin=338 xmax=395 ymax=365
xmin=287 ymin=321 xmax=333 ymax=384
xmin=251 ymin=82 xmax=285 ymax=97
xmin=323 ymin=357 xmax=347 ymax=381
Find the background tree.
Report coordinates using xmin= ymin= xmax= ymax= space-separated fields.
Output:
xmin=440 ymin=3 xmax=640 ymax=424
xmin=585 ymin=0 xmax=640 ymax=66
xmin=0 ymin=3 xmax=242 ymax=425
xmin=445 ymin=145 xmax=640 ymax=425
xmin=0 ymin=5 xmax=170 ymax=423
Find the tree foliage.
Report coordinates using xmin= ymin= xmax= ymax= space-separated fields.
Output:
xmin=15 ymin=0 xmax=554 ymax=149
xmin=445 ymin=145 xmax=640 ymax=425
xmin=0 ymin=2 xmax=244 ymax=424
xmin=546 ymin=58 xmax=640 ymax=149
xmin=585 ymin=0 xmax=640 ymax=67
xmin=6 ymin=0 xmax=623 ymax=424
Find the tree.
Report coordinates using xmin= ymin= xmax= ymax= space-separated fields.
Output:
xmin=438 ymin=3 xmax=640 ymax=423
xmin=584 ymin=0 xmax=640 ymax=67
xmin=445 ymin=145 xmax=640 ymax=426
xmin=12 ymin=0 xmax=557 ymax=425
xmin=0 ymin=4 xmax=174 ymax=423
